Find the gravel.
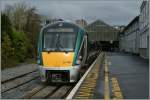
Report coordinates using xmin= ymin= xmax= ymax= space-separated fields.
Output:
xmin=1 ymin=64 xmax=38 ymax=82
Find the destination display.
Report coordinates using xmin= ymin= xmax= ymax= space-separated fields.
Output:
xmin=47 ymin=28 xmax=74 ymax=32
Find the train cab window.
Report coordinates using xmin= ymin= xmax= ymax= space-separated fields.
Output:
xmin=43 ymin=32 xmax=76 ymax=52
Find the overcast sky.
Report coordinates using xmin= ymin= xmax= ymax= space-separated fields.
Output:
xmin=1 ymin=0 xmax=143 ymax=25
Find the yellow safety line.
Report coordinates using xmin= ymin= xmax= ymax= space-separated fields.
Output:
xmin=74 ymin=53 xmax=104 ymax=99
xmin=66 ymin=53 xmax=105 ymax=99
xmin=104 ymin=54 xmax=110 ymax=100
xmin=111 ymin=77 xmax=123 ymax=99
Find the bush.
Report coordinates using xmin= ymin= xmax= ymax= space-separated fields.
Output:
xmin=1 ymin=14 xmax=13 ymax=40
xmin=11 ymin=30 xmax=30 ymax=62
xmin=1 ymin=32 xmax=17 ymax=69
xmin=1 ymin=13 xmax=32 ymax=69
xmin=1 ymin=6 xmax=40 ymax=69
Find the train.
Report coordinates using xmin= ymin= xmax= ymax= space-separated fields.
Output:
xmin=37 ymin=21 xmax=89 ymax=83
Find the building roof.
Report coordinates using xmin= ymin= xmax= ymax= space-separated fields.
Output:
xmin=123 ymin=15 xmax=139 ymax=32
xmin=87 ymin=20 xmax=108 ymax=27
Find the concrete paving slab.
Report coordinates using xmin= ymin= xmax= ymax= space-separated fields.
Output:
xmin=108 ymin=52 xmax=149 ymax=99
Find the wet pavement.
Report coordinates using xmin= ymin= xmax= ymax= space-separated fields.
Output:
xmin=95 ymin=52 xmax=149 ymax=99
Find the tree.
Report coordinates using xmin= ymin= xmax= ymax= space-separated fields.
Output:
xmin=4 ymin=3 xmax=42 ymax=58
xmin=25 ymin=7 xmax=41 ymax=58
xmin=1 ymin=13 xmax=15 ymax=69
xmin=4 ymin=3 xmax=28 ymax=32
xmin=1 ymin=13 xmax=13 ymax=41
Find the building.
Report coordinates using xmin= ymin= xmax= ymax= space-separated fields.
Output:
xmin=85 ymin=20 xmax=119 ymax=51
xmin=139 ymin=1 xmax=149 ymax=59
xmin=75 ymin=19 xmax=88 ymax=28
xmin=113 ymin=25 xmax=125 ymax=33
xmin=119 ymin=16 xmax=140 ymax=54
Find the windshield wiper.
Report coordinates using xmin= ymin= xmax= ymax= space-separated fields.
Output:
xmin=55 ymin=34 xmax=64 ymax=50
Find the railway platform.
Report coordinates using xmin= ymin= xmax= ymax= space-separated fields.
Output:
xmin=67 ymin=52 xmax=149 ymax=99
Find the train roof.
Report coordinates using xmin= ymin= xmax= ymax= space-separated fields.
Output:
xmin=42 ymin=21 xmax=86 ymax=32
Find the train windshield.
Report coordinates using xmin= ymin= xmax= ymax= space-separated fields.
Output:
xmin=44 ymin=32 xmax=76 ymax=51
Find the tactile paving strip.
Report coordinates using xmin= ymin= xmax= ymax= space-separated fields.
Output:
xmin=74 ymin=53 xmax=104 ymax=99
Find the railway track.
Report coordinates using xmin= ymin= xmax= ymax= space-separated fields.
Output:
xmin=1 ymin=52 xmax=100 ymax=99
xmin=2 ymin=69 xmax=75 ymax=99
xmin=2 ymin=78 xmax=41 ymax=99
xmin=1 ymin=70 xmax=39 ymax=93
xmin=1 ymin=70 xmax=38 ymax=84
xmin=20 ymin=84 xmax=74 ymax=99
xmin=1 ymin=64 xmax=40 ymax=99
xmin=1 ymin=64 xmax=38 ymax=83
xmin=1 ymin=64 xmax=76 ymax=99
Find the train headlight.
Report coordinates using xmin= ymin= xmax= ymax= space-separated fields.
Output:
xmin=76 ymin=56 xmax=82 ymax=65
xmin=37 ymin=57 xmax=41 ymax=64
xmin=37 ymin=59 xmax=40 ymax=64
xmin=76 ymin=60 xmax=81 ymax=65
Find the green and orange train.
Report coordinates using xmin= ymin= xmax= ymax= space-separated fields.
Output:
xmin=37 ymin=21 xmax=89 ymax=83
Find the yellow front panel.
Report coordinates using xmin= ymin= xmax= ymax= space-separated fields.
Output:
xmin=42 ymin=52 xmax=74 ymax=67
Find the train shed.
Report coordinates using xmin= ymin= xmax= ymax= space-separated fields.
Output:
xmin=85 ymin=20 xmax=119 ymax=51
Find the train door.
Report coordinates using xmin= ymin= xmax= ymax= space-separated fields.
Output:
xmin=78 ymin=35 xmax=88 ymax=67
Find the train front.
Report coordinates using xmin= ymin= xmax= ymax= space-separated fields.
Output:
xmin=37 ymin=21 xmax=84 ymax=83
